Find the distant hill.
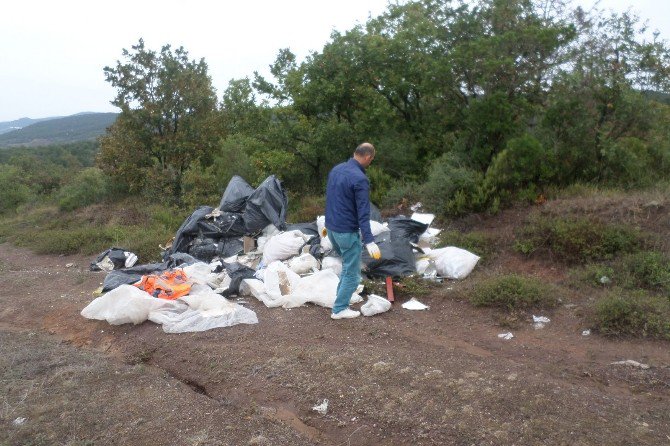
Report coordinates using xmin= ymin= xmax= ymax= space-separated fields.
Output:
xmin=0 ymin=112 xmax=118 ymax=147
xmin=0 ymin=116 xmax=60 ymax=135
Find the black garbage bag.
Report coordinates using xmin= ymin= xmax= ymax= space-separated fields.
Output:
xmin=221 ymin=262 xmax=257 ymax=297
xmin=90 ymin=247 xmax=135 ymax=271
xmin=387 ymin=216 xmax=429 ymax=244
xmin=165 ymin=206 xmax=246 ymax=259
xmin=102 ymin=262 xmax=167 ymax=292
xmin=188 ymin=237 xmax=220 ymax=263
xmin=362 ymin=231 xmax=417 ymax=278
xmin=285 ymin=222 xmax=319 ymax=238
xmin=219 ymin=175 xmax=255 ymax=212
xmin=370 ymin=203 xmax=383 ymax=223
xmin=218 ymin=237 xmax=244 ymax=258
xmin=165 ymin=253 xmax=198 ymax=269
xmin=243 ymin=175 xmax=288 ymax=234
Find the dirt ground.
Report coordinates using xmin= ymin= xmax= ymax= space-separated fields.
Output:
xmin=1 ymin=203 xmax=670 ymax=445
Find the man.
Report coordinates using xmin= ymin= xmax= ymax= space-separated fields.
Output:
xmin=324 ymin=142 xmax=382 ymax=320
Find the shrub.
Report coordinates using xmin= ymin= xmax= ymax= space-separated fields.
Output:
xmin=419 ymin=153 xmax=484 ymax=217
xmin=515 ymin=216 xmax=643 ymax=263
xmin=621 ymin=251 xmax=670 ymax=292
xmin=0 ymin=164 xmax=36 ymax=213
xmin=594 ymin=290 xmax=670 ymax=339
xmin=469 ymin=274 xmax=558 ymax=311
xmin=483 ymin=134 xmax=556 ymax=201
xmin=57 ymin=168 xmax=110 ymax=211
xmin=600 ymin=137 xmax=653 ymax=188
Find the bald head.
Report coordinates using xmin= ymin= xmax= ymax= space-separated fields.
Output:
xmin=353 ymin=142 xmax=376 ymax=168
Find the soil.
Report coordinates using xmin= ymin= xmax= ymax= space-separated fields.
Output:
xmin=1 ymin=200 xmax=670 ymax=445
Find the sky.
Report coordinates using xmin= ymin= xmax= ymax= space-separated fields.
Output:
xmin=1 ymin=0 xmax=669 ymax=122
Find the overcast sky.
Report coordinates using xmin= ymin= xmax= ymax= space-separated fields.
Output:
xmin=1 ymin=0 xmax=669 ymax=122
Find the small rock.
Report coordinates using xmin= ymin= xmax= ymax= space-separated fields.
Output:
xmin=611 ymin=360 xmax=650 ymax=370
xmin=507 ymin=373 xmax=518 ymax=381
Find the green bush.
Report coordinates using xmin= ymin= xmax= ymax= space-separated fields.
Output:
xmin=594 ymin=290 xmax=670 ymax=339
xmin=367 ymin=165 xmax=394 ymax=207
xmin=621 ymin=251 xmax=670 ymax=292
xmin=57 ymin=168 xmax=110 ymax=211
xmin=483 ymin=134 xmax=556 ymax=201
xmin=600 ymin=137 xmax=653 ymax=188
xmin=515 ymin=216 xmax=642 ymax=263
xmin=0 ymin=164 xmax=36 ymax=213
xmin=419 ymin=153 xmax=484 ymax=217
xmin=469 ymin=274 xmax=558 ymax=311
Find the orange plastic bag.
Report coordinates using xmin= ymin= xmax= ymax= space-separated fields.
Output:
xmin=134 ymin=269 xmax=192 ymax=300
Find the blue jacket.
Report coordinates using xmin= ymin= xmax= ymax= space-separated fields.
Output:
xmin=325 ymin=158 xmax=374 ymax=244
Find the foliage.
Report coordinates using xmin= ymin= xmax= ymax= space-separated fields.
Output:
xmin=99 ymin=39 xmax=221 ymax=200
xmin=594 ymin=290 xmax=670 ymax=339
xmin=0 ymin=164 xmax=36 ymax=213
xmin=0 ymin=113 xmax=117 ymax=146
xmin=469 ymin=274 xmax=558 ymax=311
xmin=515 ymin=216 xmax=643 ymax=263
xmin=57 ymin=168 xmax=111 ymax=211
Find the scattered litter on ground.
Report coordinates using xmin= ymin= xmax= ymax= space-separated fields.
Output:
xmin=65 ymin=263 xmax=75 ymax=268
xmin=610 ymin=360 xmax=650 ymax=369
xmin=90 ymin=248 xmax=138 ymax=272
xmin=599 ymin=276 xmax=611 ymax=284
xmin=401 ymin=298 xmax=429 ymax=311
xmin=13 ymin=417 xmax=26 ymax=426
xmin=312 ymin=399 xmax=329 ymax=415
xmin=361 ymin=294 xmax=392 ymax=316
xmin=582 ymin=329 xmax=591 ymax=336
xmin=532 ymin=315 xmax=551 ymax=329
xmin=498 ymin=332 xmax=514 ymax=340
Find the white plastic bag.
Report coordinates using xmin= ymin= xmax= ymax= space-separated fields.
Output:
xmin=321 ymin=256 xmax=342 ymax=276
xmin=262 ymin=230 xmax=310 ymax=264
xmin=370 ymin=221 xmax=389 ymax=236
xmin=81 ymin=285 xmax=184 ymax=325
xmin=360 ymin=294 xmax=392 ymax=316
xmin=428 ymin=247 xmax=480 ymax=279
xmin=288 ymin=253 xmax=319 ymax=274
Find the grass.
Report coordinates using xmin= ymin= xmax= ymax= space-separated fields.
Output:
xmin=468 ymin=274 xmax=559 ymax=311
xmin=0 ymin=200 xmax=185 ymax=262
xmin=515 ymin=216 xmax=644 ymax=263
xmin=593 ymin=289 xmax=670 ymax=339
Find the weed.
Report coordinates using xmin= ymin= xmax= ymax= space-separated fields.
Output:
xmin=515 ymin=216 xmax=643 ymax=263
xmin=621 ymin=250 xmax=670 ymax=292
xmin=593 ymin=290 xmax=670 ymax=339
xmin=572 ymin=263 xmax=616 ymax=287
xmin=469 ymin=274 xmax=558 ymax=311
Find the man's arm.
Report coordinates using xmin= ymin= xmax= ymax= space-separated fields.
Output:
xmin=353 ymin=178 xmax=374 ymax=244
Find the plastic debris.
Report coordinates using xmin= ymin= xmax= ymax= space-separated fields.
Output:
xmin=599 ymin=276 xmax=611 ymax=284
xmin=410 ymin=202 xmax=422 ymax=211
xmin=610 ymin=360 xmax=650 ymax=370
xmin=582 ymin=329 xmax=591 ymax=336
xmin=410 ymin=212 xmax=435 ymax=226
xmin=361 ymin=294 xmax=392 ymax=316
xmin=427 ymin=247 xmax=480 ymax=280
xmin=498 ymin=332 xmax=514 ymax=340
xmin=401 ymin=298 xmax=429 ymax=310
xmin=312 ymin=399 xmax=329 ymax=415
xmin=532 ymin=315 xmax=550 ymax=329
xmin=13 ymin=417 xmax=26 ymax=426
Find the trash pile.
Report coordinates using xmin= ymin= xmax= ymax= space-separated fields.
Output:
xmin=82 ymin=175 xmax=480 ymax=332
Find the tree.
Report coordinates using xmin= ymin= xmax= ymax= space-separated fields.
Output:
xmin=99 ymin=39 xmax=221 ymax=200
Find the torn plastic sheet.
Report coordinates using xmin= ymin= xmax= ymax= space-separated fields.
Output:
xmin=498 ymin=332 xmax=514 ymax=340
xmin=532 ymin=315 xmax=550 ymax=329
xmin=401 ymin=297 xmax=429 ymax=310
xmin=410 ymin=212 xmax=435 ymax=226
xmin=81 ymin=284 xmax=258 ymax=333
xmin=312 ymin=399 xmax=329 ymax=415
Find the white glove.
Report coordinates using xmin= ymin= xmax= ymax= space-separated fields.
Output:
xmin=366 ymin=242 xmax=381 ymax=260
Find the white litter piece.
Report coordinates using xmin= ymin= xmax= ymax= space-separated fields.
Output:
xmin=124 ymin=251 xmax=138 ymax=268
xmin=312 ymin=399 xmax=329 ymax=415
xmin=182 ymin=262 xmax=216 ymax=285
xmin=599 ymin=276 xmax=611 ymax=284
xmin=418 ymin=227 xmax=442 ymax=247
xmin=410 ymin=202 xmax=422 ymax=211
xmin=65 ymin=263 xmax=75 ymax=268
xmin=239 ymin=279 xmax=267 ymax=300
xmin=263 ymin=230 xmax=311 ymax=264
xmin=532 ymin=315 xmax=551 ymax=329
xmin=316 ymin=215 xmax=334 ymax=251
xmin=361 ymin=294 xmax=392 ymax=316
xmin=321 ymin=256 xmax=342 ymax=276
xmin=428 ymin=247 xmax=480 ymax=279
xmin=402 ymin=298 xmax=429 ymax=311
xmin=370 ymin=220 xmax=390 ymax=236
xmin=411 ymin=212 xmax=435 ymax=226
xmin=610 ymin=360 xmax=650 ymax=370
xmin=288 ymin=253 xmax=319 ymax=275
xmin=582 ymin=329 xmax=591 ymax=336
xmin=498 ymin=332 xmax=514 ymax=340
xmin=13 ymin=417 xmax=26 ymax=426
